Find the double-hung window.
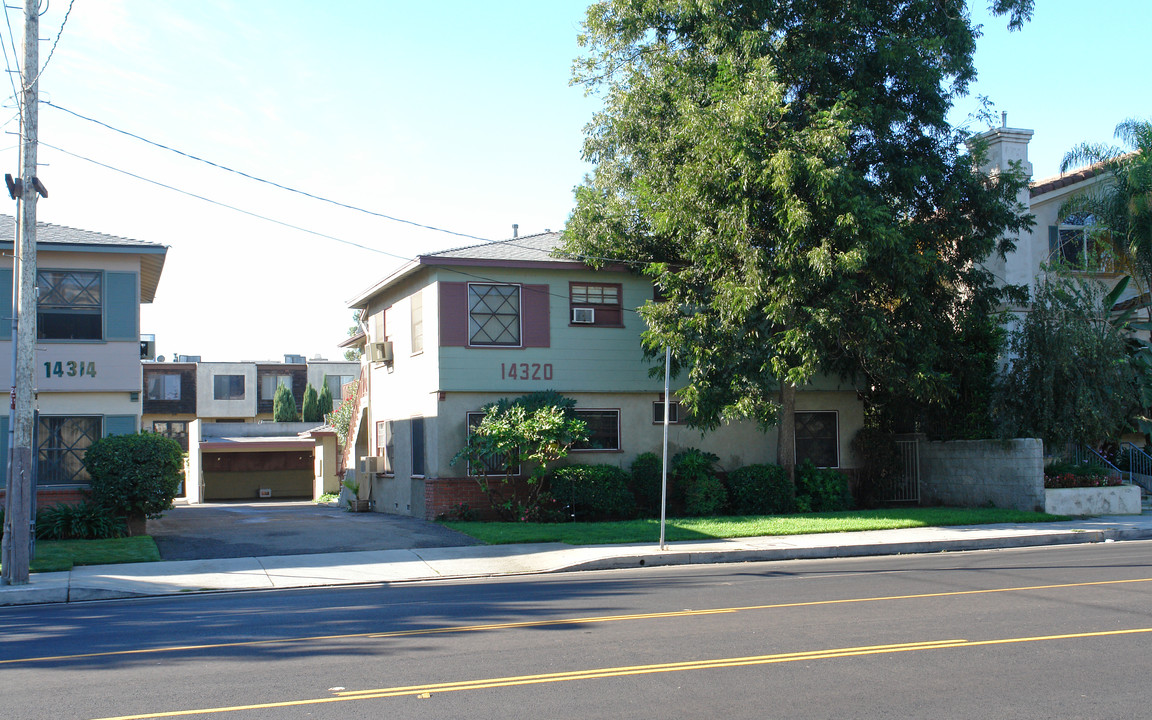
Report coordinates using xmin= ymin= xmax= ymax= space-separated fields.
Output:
xmin=795 ymin=411 xmax=839 ymax=468
xmin=38 ymin=270 xmax=102 ymax=340
xmin=569 ymin=282 xmax=623 ymax=327
xmin=468 ymin=284 xmax=520 ymax=346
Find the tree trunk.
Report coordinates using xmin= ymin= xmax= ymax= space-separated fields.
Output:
xmin=778 ymin=382 xmax=797 ymax=484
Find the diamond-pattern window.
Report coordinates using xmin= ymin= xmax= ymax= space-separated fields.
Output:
xmin=37 ymin=270 xmax=102 ymax=340
xmin=469 ymin=284 xmax=521 ymax=346
xmin=37 ymin=416 xmax=101 ymax=485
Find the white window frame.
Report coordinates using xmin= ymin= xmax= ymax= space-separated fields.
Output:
xmin=467 ymin=283 xmax=522 ymax=347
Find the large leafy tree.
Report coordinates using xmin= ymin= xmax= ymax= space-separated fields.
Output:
xmin=564 ymin=0 xmax=1034 ymax=471
xmin=1060 ymin=118 xmax=1152 ymax=298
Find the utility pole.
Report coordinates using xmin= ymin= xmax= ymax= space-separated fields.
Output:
xmin=1 ymin=0 xmax=40 ymax=586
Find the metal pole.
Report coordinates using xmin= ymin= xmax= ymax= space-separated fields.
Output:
xmin=659 ymin=346 xmax=670 ymax=551
xmin=1 ymin=0 xmax=38 ymax=586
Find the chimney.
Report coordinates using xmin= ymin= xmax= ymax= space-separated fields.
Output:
xmin=512 ymin=223 xmax=519 ymax=238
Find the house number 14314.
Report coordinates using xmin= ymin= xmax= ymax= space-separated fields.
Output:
xmin=44 ymin=360 xmax=97 ymax=378
xmin=501 ymin=362 xmax=553 ymax=381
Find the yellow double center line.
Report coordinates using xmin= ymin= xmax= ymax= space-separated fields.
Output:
xmin=8 ymin=576 xmax=1152 ymax=667
xmin=92 ymin=627 xmax=1152 ymax=719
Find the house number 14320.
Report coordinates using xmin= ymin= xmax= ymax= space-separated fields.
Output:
xmin=501 ymin=362 xmax=553 ymax=380
xmin=44 ymin=360 xmax=97 ymax=378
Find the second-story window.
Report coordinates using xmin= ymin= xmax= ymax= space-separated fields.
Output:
xmin=146 ymin=374 xmax=181 ymax=401
xmin=1053 ymin=213 xmax=1115 ymax=273
xmin=260 ymin=374 xmax=291 ymax=400
xmin=38 ymin=270 xmax=102 ymax=340
xmin=469 ymin=284 xmax=520 ymax=346
xmin=570 ymin=282 xmax=623 ymax=327
xmin=214 ymin=374 xmax=245 ymax=400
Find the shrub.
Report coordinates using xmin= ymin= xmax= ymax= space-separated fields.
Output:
xmin=273 ymin=383 xmax=299 ymax=422
xmin=1043 ymin=461 xmax=1119 ymax=488
xmin=549 ymin=464 xmax=636 ymax=521
xmin=36 ymin=501 xmax=125 ymax=540
xmin=673 ymin=449 xmax=726 ymax=516
xmin=301 ymin=383 xmax=322 ymax=423
xmin=684 ymin=474 xmax=728 ymax=516
xmin=727 ymin=464 xmax=794 ymax=515
xmin=794 ymin=460 xmax=853 ymax=512
xmin=629 ymin=452 xmax=664 ymax=516
xmin=84 ymin=432 xmax=185 ymax=529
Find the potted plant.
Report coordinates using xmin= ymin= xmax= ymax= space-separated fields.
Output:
xmin=341 ymin=478 xmax=371 ymax=512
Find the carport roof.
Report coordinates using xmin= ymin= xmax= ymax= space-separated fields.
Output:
xmin=199 ymin=435 xmax=315 ymax=452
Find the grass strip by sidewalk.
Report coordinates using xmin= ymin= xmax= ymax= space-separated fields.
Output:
xmin=443 ymin=507 xmax=1069 ymax=546
xmin=3 ymin=536 xmax=162 ymax=573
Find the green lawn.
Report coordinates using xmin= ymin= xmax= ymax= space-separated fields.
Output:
xmin=3 ymin=536 xmax=162 ymax=573
xmin=442 ymin=507 xmax=1068 ymax=545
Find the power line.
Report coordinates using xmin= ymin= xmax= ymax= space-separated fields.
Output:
xmin=38 ymin=101 xmax=660 ymax=271
xmin=41 ymin=100 xmax=498 ymax=244
xmin=0 ymin=5 xmax=22 ymax=113
xmin=39 ymin=140 xmax=646 ymax=315
xmin=30 ymin=0 xmax=75 ymax=86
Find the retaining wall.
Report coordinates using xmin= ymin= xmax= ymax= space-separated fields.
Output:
xmin=918 ymin=437 xmax=1045 ymax=512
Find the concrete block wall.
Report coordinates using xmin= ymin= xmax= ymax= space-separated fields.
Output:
xmin=919 ymin=438 xmax=1045 ymax=512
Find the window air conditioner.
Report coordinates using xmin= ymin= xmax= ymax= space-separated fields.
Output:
xmin=360 ymin=456 xmax=386 ymax=474
xmin=572 ymin=307 xmax=595 ymax=324
xmin=369 ymin=341 xmax=394 ymax=363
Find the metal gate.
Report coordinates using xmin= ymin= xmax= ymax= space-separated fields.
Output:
xmin=891 ymin=437 xmax=921 ymax=503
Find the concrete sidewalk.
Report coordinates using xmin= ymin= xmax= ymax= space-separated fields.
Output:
xmin=4 ymin=514 xmax=1152 ymax=606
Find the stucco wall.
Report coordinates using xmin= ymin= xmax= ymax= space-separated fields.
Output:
xmin=919 ymin=438 xmax=1045 ymax=511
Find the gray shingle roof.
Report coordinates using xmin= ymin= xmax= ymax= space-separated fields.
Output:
xmin=0 ymin=214 xmax=165 ymax=249
xmin=0 ymin=214 xmax=168 ymax=302
xmin=425 ymin=231 xmax=571 ymax=263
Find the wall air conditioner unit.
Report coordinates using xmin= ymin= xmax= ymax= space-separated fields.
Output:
xmin=369 ymin=341 xmax=394 ymax=364
xmin=571 ymin=307 xmax=595 ymax=324
xmin=359 ymin=456 xmax=386 ymax=474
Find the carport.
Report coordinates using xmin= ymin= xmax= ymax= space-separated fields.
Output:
xmin=186 ymin=420 xmax=318 ymax=503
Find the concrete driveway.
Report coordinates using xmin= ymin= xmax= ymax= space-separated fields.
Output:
xmin=146 ymin=501 xmax=480 ymax=560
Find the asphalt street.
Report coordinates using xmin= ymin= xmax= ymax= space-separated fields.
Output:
xmin=4 ymin=541 xmax=1152 ymax=719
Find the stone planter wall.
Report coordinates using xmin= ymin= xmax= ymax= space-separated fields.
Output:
xmin=1044 ymin=485 xmax=1142 ymax=516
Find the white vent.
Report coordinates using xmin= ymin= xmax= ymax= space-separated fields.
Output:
xmin=258 ymin=488 xmax=272 ymax=498
xmin=572 ymin=307 xmax=595 ymax=324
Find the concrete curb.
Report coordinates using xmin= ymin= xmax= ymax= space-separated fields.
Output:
xmin=4 ymin=520 xmax=1152 ymax=607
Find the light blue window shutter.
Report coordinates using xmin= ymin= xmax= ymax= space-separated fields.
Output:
xmin=105 ymin=271 xmax=138 ymax=341
xmin=0 ymin=415 xmax=7 ymax=487
xmin=104 ymin=415 xmax=137 ymax=437
xmin=0 ymin=268 xmax=11 ymax=341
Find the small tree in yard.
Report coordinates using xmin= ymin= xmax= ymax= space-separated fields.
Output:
xmin=318 ymin=382 xmax=334 ymax=417
xmin=84 ymin=433 xmax=184 ymax=535
xmin=302 ymin=383 xmax=322 ymax=423
xmin=451 ymin=391 xmax=587 ymax=521
xmin=273 ymin=383 xmax=299 ymax=422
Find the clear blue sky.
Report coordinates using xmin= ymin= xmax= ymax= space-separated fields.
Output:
xmin=1 ymin=1 xmax=1145 ymax=361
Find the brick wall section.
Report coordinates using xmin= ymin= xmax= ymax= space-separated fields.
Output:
xmin=0 ymin=487 xmax=87 ymax=508
xmin=918 ymin=438 xmax=1045 ymax=512
xmin=424 ymin=477 xmax=546 ymax=520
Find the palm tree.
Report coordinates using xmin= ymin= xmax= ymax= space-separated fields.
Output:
xmin=1059 ymin=119 xmax=1152 ymax=295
